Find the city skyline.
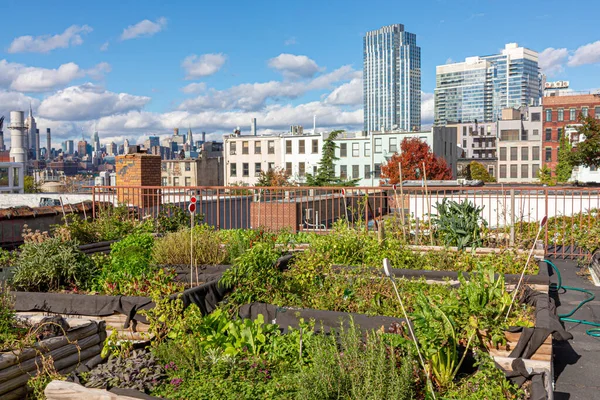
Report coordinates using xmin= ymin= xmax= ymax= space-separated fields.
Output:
xmin=0 ymin=1 xmax=600 ymax=148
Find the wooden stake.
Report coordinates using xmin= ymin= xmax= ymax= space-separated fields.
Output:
xmin=422 ymin=162 xmax=434 ymax=246
xmin=398 ymin=162 xmax=407 ymax=241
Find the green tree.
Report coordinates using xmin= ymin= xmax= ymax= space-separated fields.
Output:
xmin=256 ymin=167 xmax=291 ymax=187
xmin=571 ymin=115 xmax=600 ymax=169
xmin=537 ymin=165 xmax=555 ymax=186
xmin=24 ymin=176 xmax=40 ymax=193
xmin=555 ymin=135 xmax=573 ymax=183
xmin=305 ymin=130 xmax=358 ymax=187
xmin=468 ymin=161 xmax=496 ymax=182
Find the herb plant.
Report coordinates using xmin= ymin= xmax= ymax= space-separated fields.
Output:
xmin=432 ymin=199 xmax=487 ymax=250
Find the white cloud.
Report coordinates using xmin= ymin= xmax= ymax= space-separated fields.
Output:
xmin=182 ymin=53 xmax=227 ymax=79
xmin=0 ymin=60 xmax=111 ymax=92
xmin=325 ymin=78 xmax=362 ymax=105
xmin=421 ymin=92 xmax=434 ymax=126
xmin=268 ymin=53 xmax=321 ymax=79
xmin=181 ymin=82 xmax=207 ymax=94
xmin=120 ymin=17 xmax=167 ymax=40
xmin=100 ymin=42 xmax=109 ymax=51
xmin=539 ymin=47 xmax=569 ymax=75
xmin=179 ymin=65 xmax=359 ymax=112
xmin=445 ymin=58 xmax=454 ymax=64
xmin=8 ymin=25 xmax=92 ymax=54
xmin=568 ymin=40 xmax=600 ymax=67
xmin=38 ymin=83 xmax=151 ymax=121
xmin=284 ymin=37 xmax=297 ymax=46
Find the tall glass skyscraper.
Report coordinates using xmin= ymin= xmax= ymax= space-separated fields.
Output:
xmin=363 ymin=24 xmax=421 ymax=133
xmin=434 ymin=43 xmax=541 ymax=125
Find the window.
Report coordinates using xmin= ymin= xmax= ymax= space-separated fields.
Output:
xmin=462 ymin=139 xmax=467 ymax=148
xmin=375 ymin=138 xmax=382 ymax=153
xmin=488 ymin=166 xmax=494 ymax=177
xmin=298 ymin=162 xmax=305 ymax=177
xmin=532 ymin=164 xmax=540 ymax=178
xmin=533 ymin=129 xmax=539 ymax=136
xmin=545 ymin=109 xmax=552 ymax=122
xmin=545 ymin=148 xmax=552 ymax=162
xmin=286 ymin=140 xmax=292 ymax=154
xmin=268 ymin=140 xmax=275 ymax=154
xmin=510 ymin=147 xmax=518 ymax=161
xmin=500 ymin=130 xmax=519 ymax=141
xmin=510 ymin=165 xmax=518 ymax=179
xmin=352 ymin=165 xmax=359 ymax=179
xmin=570 ymin=108 xmax=576 ymax=121
xmin=285 ymin=162 xmax=292 ymax=175
xmin=557 ymin=128 xmax=563 ymax=141
xmin=389 ymin=137 xmax=398 ymax=153
xmin=532 ymin=146 xmax=540 ymax=161
xmin=241 ymin=162 xmax=249 ymax=177
xmin=161 ymin=177 xmax=167 ymax=186
xmin=480 ymin=127 xmax=484 ymax=136
xmin=185 ymin=162 xmax=191 ymax=171
xmin=313 ymin=166 xmax=318 ymax=175
xmin=545 ymin=129 xmax=552 ymax=141
xmin=268 ymin=162 xmax=274 ymax=171
xmin=230 ymin=142 xmax=237 ymax=155
xmin=254 ymin=141 xmax=261 ymax=154
xmin=185 ymin=177 xmax=191 ymax=186
xmin=462 ymin=127 xmax=467 ymax=136
xmin=364 ymin=165 xmax=371 ymax=178
xmin=595 ymin=107 xmax=600 ymax=119
xmin=499 ymin=165 xmax=507 ymax=179
xmin=582 ymin=107 xmax=589 ymax=118
xmin=374 ymin=163 xmax=381 ymax=178
xmin=254 ymin=163 xmax=261 ymax=177
xmin=230 ymin=163 xmax=237 ymax=177
xmin=173 ymin=177 xmax=179 ymax=186
xmin=340 ymin=143 xmax=347 ymax=157
xmin=242 ymin=141 xmax=249 ymax=155
xmin=364 ymin=142 xmax=371 ymax=156
xmin=521 ymin=147 xmax=529 ymax=161
xmin=340 ymin=165 xmax=347 ymax=179
xmin=299 ymin=140 xmax=305 ymax=154
xmin=521 ymin=130 xmax=528 ymax=141
xmin=487 ymin=125 xmax=492 ymax=134
xmin=499 ymin=147 xmax=507 ymax=161
xmin=531 ymin=112 xmax=540 ymax=122
xmin=521 ymin=165 xmax=529 ymax=179
xmin=312 ymin=139 xmax=319 ymax=153
xmin=558 ymin=108 xmax=564 ymax=122
xmin=591 ymin=165 xmax=598 ymax=172
xmin=352 ymin=143 xmax=360 ymax=157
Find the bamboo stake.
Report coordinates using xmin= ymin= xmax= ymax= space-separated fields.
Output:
xmin=422 ymin=162 xmax=434 ymax=246
xmin=398 ymin=162 xmax=407 ymax=241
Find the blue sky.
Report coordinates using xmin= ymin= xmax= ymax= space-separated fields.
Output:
xmin=1 ymin=0 xmax=599 ymax=147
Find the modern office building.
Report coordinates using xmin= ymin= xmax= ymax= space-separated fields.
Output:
xmin=363 ymin=24 xmax=421 ymax=133
xmin=496 ymin=106 xmax=543 ymax=183
xmin=435 ymin=43 xmax=542 ymax=126
xmin=542 ymin=93 xmax=600 ymax=173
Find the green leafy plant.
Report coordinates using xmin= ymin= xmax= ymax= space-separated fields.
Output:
xmin=153 ymin=225 xmax=227 ymax=266
xmin=12 ymin=238 xmax=97 ymax=292
xmin=156 ymin=204 xmax=203 ymax=233
xmin=432 ymin=199 xmax=487 ymax=250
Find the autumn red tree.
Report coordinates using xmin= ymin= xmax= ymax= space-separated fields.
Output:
xmin=380 ymin=137 xmax=453 ymax=184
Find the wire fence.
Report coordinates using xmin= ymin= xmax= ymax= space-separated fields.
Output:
xmin=90 ymin=185 xmax=600 ymax=259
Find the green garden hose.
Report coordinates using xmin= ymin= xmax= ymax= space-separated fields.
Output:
xmin=543 ymin=259 xmax=600 ymax=337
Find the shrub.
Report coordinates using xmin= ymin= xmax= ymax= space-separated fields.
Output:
xmin=156 ymin=204 xmax=203 ymax=233
xmin=12 ymin=238 xmax=97 ymax=292
xmin=0 ymin=283 xmax=25 ymax=350
xmin=296 ymin=320 xmax=416 ymax=400
xmin=153 ymin=225 xmax=227 ymax=266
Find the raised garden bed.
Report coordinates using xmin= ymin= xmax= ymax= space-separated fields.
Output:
xmin=0 ymin=316 xmax=106 ymax=400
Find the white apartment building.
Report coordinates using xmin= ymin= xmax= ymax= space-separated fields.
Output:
xmin=497 ymin=106 xmax=543 ymax=183
xmin=566 ymin=124 xmax=600 ymax=183
xmin=223 ymin=132 xmax=323 ymax=186
xmin=333 ymin=127 xmax=458 ymax=186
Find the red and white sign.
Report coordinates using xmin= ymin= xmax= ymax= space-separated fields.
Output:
xmin=188 ymin=202 xmax=196 ymax=213
xmin=392 ymin=184 xmax=397 ymax=191
xmin=190 ymin=196 xmax=197 ymax=204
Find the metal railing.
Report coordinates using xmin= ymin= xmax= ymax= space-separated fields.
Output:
xmin=90 ymin=185 xmax=600 ymax=258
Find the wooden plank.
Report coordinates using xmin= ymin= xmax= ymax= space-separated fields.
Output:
xmin=0 ymin=322 xmax=98 ymax=370
xmin=45 ymin=380 xmax=143 ymax=400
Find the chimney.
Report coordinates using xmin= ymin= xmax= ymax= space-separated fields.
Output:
xmin=46 ymin=128 xmax=51 ymax=160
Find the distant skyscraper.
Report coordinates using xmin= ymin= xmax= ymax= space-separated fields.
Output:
xmin=25 ymin=105 xmax=38 ymax=159
xmin=434 ymin=43 xmax=542 ymax=125
xmin=77 ymin=140 xmax=88 ymax=157
xmin=363 ymin=24 xmax=421 ymax=133
xmin=92 ymin=131 xmax=101 ymax=152
xmin=46 ymin=128 xmax=51 ymax=160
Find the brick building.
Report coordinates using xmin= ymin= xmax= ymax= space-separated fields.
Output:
xmin=542 ymin=93 xmax=600 ymax=173
xmin=115 ymin=152 xmax=161 ymax=210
